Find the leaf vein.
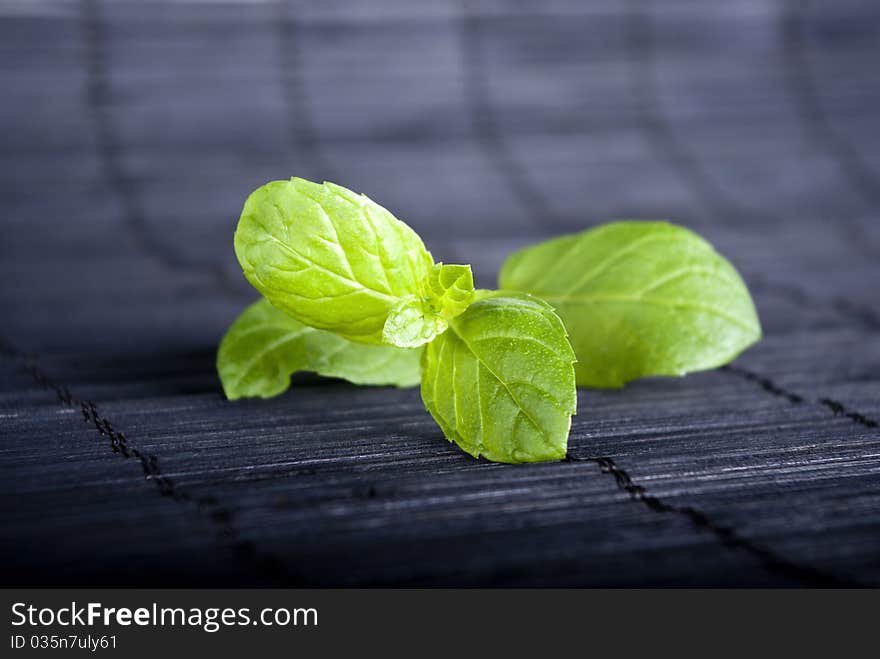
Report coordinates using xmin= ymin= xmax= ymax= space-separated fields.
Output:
xmin=451 ymin=327 xmax=553 ymax=449
xmin=261 ymin=234 xmax=395 ymax=302
xmin=560 ymin=233 xmax=683 ymax=295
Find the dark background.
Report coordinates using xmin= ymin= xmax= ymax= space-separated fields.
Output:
xmin=1 ymin=0 xmax=878 ymax=586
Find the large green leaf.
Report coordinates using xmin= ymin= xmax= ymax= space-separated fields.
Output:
xmin=234 ymin=178 xmax=447 ymax=346
xmin=499 ymin=221 xmax=762 ymax=388
xmin=217 ymin=299 xmax=421 ymax=400
xmin=421 ymin=291 xmax=576 ymax=463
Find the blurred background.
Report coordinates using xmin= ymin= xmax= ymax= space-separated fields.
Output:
xmin=1 ymin=0 xmax=878 ymax=586
xmin=2 ymin=0 xmax=879 ymax=352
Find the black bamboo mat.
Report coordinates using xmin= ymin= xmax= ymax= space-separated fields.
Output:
xmin=1 ymin=0 xmax=878 ymax=586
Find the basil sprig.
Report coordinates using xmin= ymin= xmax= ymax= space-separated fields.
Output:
xmin=219 ymin=180 xmax=760 ymax=463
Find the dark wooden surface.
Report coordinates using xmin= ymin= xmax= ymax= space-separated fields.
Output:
xmin=1 ymin=0 xmax=879 ymax=586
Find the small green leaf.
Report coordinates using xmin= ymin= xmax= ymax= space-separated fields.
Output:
xmin=499 ymin=221 xmax=762 ymax=388
xmin=420 ymin=263 xmax=475 ymax=320
xmin=421 ymin=291 xmax=576 ymax=464
xmin=382 ymin=263 xmax=476 ymax=348
xmin=217 ymin=299 xmax=421 ymax=400
xmin=382 ymin=297 xmax=448 ymax=348
xmin=234 ymin=178 xmax=435 ymax=345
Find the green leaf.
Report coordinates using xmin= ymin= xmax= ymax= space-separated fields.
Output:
xmin=382 ymin=263 xmax=476 ymax=348
xmin=382 ymin=297 xmax=448 ymax=349
xmin=498 ymin=221 xmax=762 ymax=388
xmin=217 ymin=299 xmax=421 ymax=400
xmin=421 ymin=291 xmax=576 ymax=464
xmin=420 ymin=263 xmax=475 ymax=320
xmin=234 ymin=178 xmax=435 ymax=345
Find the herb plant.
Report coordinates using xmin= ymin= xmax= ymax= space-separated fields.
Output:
xmin=218 ymin=178 xmax=760 ymax=463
